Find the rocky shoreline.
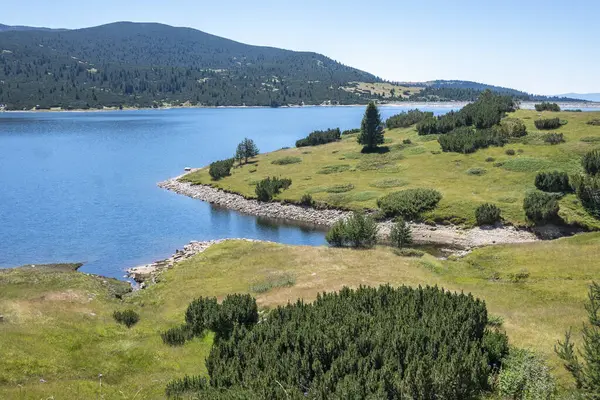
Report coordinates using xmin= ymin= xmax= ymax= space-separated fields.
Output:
xmin=158 ymin=176 xmax=539 ymax=249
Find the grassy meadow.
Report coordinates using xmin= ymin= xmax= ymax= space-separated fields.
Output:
xmin=2 ymin=235 xmax=599 ymax=397
xmin=182 ymin=109 xmax=600 ymax=228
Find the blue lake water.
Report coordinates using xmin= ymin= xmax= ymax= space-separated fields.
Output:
xmin=0 ymin=106 xmax=456 ymax=278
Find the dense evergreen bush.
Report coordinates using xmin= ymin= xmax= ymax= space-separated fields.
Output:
xmin=295 ymin=128 xmax=341 ymax=147
xmin=523 ymin=191 xmax=560 ymax=224
xmin=377 ymin=188 xmax=442 ymax=219
xmin=202 ymin=285 xmax=496 ymax=399
xmin=185 ymin=297 xmax=219 ymax=336
xmin=341 ymin=128 xmax=360 ymax=135
xmin=499 ymin=117 xmax=527 ymax=137
xmin=498 ymin=348 xmax=556 ymax=399
xmin=582 ymin=149 xmax=600 ymax=175
xmin=209 ymin=158 xmax=234 ymax=180
xmin=475 ymin=203 xmax=502 ymax=225
xmin=534 ymin=118 xmax=561 ymax=130
xmin=555 ymin=282 xmax=600 ymax=396
xmin=211 ymin=294 xmax=258 ymax=340
xmin=438 ymin=126 xmax=507 ymax=154
xmin=416 ymin=116 xmax=439 ymax=135
xmin=113 ymin=309 xmax=140 ymax=328
xmin=534 ymin=171 xmax=571 ymax=193
xmin=166 ymin=375 xmax=209 ymax=398
xmin=385 ymin=109 xmax=433 ymax=129
xmin=389 ymin=218 xmax=412 ymax=248
xmin=161 ymin=325 xmax=193 ymax=346
xmin=571 ymin=174 xmax=600 ymax=218
xmin=326 ymin=212 xmax=378 ymax=248
xmin=543 ymin=132 xmax=565 ymax=145
xmin=587 ymin=119 xmax=600 ymax=126
xmin=255 ymin=177 xmax=292 ymax=201
xmin=534 ymin=102 xmax=561 ymax=112
xmin=505 ymin=149 xmax=516 ymax=155
xmin=483 ymin=329 xmax=509 ymax=367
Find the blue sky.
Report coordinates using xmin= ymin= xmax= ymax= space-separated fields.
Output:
xmin=3 ymin=0 xmax=598 ymax=95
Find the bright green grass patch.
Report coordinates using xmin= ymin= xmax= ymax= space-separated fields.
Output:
xmin=580 ymin=136 xmax=600 ymax=143
xmin=406 ymin=146 xmax=426 ymax=155
xmin=501 ymin=157 xmax=552 ymax=172
xmin=271 ymin=156 xmax=301 ymax=165
xmin=325 ymin=183 xmax=355 ymax=193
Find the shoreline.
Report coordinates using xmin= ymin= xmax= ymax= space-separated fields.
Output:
xmin=159 ymin=175 xmax=540 ymax=250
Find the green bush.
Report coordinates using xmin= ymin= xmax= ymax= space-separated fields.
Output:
xmin=326 ymin=212 xmax=378 ymax=248
xmin=543 ymin=132 xmax=565 ymax=145
xmin=113 ymin=309 xmax=140 ymax=328
xmin=438 ymin=127 xmax=507 ymax=154
xmin=475 ymin=203 xmax=502 ymax=225
xmin=341 ymin=128 xmax=360 ymax=135
xmin=203 ymin=285 xmax=496 ymax=399
xmin=499 ymin=118 xmax=528 ymax=137
xmin=166 ymin=375 xmax=209 ymax=398
xmin=535 ymin=171 xmax=571 ymax=193
xmin=467 ymin=167 xmax=487 ymax=176
xmin=296 ymin=128 xmax=341 ymax=147
xmin=534 ymin=118 xmax=561 ymax=130
xmin=161 ymin=324 xmax=193 ymax=346
xmin=377 ymin=188 xmax=443 ymax=219
xmin=211 ymin=294 xmax=258 ymax=340
xmin=389 ymin=218 xmax=412 ymax=248
xmin=485 ymin=157 xmax=496 ymax=162
xmin=582 ymin=149 xmax=600 ymax=175
xmin=534 ymin=102 xmax=560 ymax=112
xmin=299 ymin=193 xmax=314 ymax=207
xmin=402 ymin=138 xmax=412 ymax=144
xmin=497 ymin=348 xmax=556 ymax=400
xmin=255 ymin=177 xmax=292 ymax=201
xmin=385 ymin=109 xmax=433 ymax=128
xmin=523 ymin=191 xmax=560 ymax=224
xmin=571 ymin=174 xmax=600 ymax=218
xmin=271 ymin=156 xmax=301 ymax=165
xmin=483 ymin=329 xmax=509 ymax=367
xmin=416 ymin=117 xmax=438 ymax=135
xmin=505 ymin=148 xmax=516 ymax=156
xmin=587 ymin=119 xmax=600 ymax=126
xmin=209 ymin=158 xmax=234 ymax=180
xmin=185 ymin=297 xmax=219 ymax=336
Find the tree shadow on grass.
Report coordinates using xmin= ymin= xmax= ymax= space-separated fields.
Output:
xmin=360 ymin=146 xmax=390 ymax=154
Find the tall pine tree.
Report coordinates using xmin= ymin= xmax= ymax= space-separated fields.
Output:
xmin=358 ymin=101 xmax=384 ymax=151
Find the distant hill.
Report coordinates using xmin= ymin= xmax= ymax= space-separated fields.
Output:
xmin=0 ymin=22 xmax=380 ymax=109
xmin=0 ymin=23 xmax=62 ymax=32
xmin=558 ymin=93 xmax=600 ymax=102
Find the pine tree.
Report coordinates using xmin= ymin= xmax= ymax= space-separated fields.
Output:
xmin=555 ymin=281 xmax=600 ymax=396
xmin=235 ymin=138 xmax=259 ymax=164
xmin=358 ymin=101 xmax=384 ymax=151
xmin=389 ymin=218 xmax=412 ymax=248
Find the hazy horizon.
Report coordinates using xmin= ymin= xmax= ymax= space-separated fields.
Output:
xmin=3 ymin=0 xmax=598 ymax=95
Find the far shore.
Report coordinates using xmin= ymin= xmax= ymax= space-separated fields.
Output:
xmin=3 ymin=101 xmax=598 ymax=114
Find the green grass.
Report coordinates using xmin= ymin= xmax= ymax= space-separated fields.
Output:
xmin=181 ymin=109 xmax=600 ymax=227
xmin=271 ymin=156 xmax=302 ymax=165
xmin=2 ymin=235 xmax=600 ymax=396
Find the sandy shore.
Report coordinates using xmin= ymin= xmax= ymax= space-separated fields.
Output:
xmin=158 ymin=176 xmax=539 ymax=249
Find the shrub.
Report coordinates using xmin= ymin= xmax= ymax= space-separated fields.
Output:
xmin=498 ymin=348 xmax=556 ymax=400
xmin=341 ymin=128 xmax=360 ymax=135
xmin=505 ymin=148 xmax=516 ymax=156
xmin=534 ymin=102 xmax=561 ymax=112
xmin=475 ymin=203 xmax=502 ymax=225
xmin=113 ymin=309 xmax=139 ymax=328
xmin=385 ymin=109 xmax=433 ymax=128
xmin=255 ymin=177 xmax=292 ymax=201
xmin=166 ymin=375 xmax=209 ymax=398
xmin=534 ymin=118 xmax=561 ymax=130
xmin=161 ymin=325 xmax=193 ymax=346
xmin=296 ymin=128 xmax=341 ymax=147
xmin=377 ymin=188 xmax=442 ymax=219
xmin=571 ymin=174 xmax=600 ymax=218
xmin=271 ymin=156 xmax=301 ymax=165
xmin=543 ymin=132 xmax=565 ymax=145
xmin=582 ymin=149 xmax=600 ymax=175
xmin=389 ymin=218 xmax=412 ymax=248
xmin=211 ymin=294 xmax=258 ymax=340
xmin=467 ymin=167 xmax=487 ymax=176
xmin=483 ymin=329 xmax=509 ymax=367
xmin=587 ymin=119 xmax=600 ymax=126
xmin=485 ymin=157 xmax=496 ymax=162
xmin=299 ymin=193 xmax=314 ymax=207
xmin=416 ymin=117 xmax=438 ymax=135
xmin=438 ymin=127 xmax=507 ymax=154
xmin=402 ymin=138 xmax=412 ymax=144
xmin=185 ymin=297 xmax=219 ymax=336
xmin=535 ymin=171 xmax=571 ymax=193
xmin=209 ymin=158 xmax=234 ymax=180
xmin=203 ymin=285 xmax=496 ymax=399
xmin=523 ymin=191 xmax=560 ymax=224
xmin=499 ymin=118 xmax=527 ymax=137
xmin=326 ymin=212 xmax=378 ymax=248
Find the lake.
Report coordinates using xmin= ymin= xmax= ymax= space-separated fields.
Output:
xmin=0 ymin=106 xmax=456 ymax=278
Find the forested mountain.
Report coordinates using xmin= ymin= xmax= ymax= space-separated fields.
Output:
xmin=558 ymin=93 xmax=600 ymax=102
xmin=0 ymin=24 xmax=60 ymax=32
xmin=0 ymin=22 xmax=380 ymax=109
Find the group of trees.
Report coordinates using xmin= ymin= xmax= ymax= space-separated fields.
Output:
xmin=326 ymin=212 xmax=378 ymax=248
xmin=208 ymin=138 xmax=259 ymax=180
xmin=572 ymin=150 xmax=600 ymax=218
xmin=535 ymin=102 xmax=561 ymax=112
xmin=295 ymin=128 xmax=341 ymax=147
xmin=385 ymin=109 xmax=433 ymax=129
xmin=166 ymin=285 xmax=507 ymax=399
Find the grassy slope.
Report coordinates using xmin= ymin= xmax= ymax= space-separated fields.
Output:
xmin=2 ymin=235 xmax=599 ymax=396
xmin=182 ymin=109 xmax=600 ymax=228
